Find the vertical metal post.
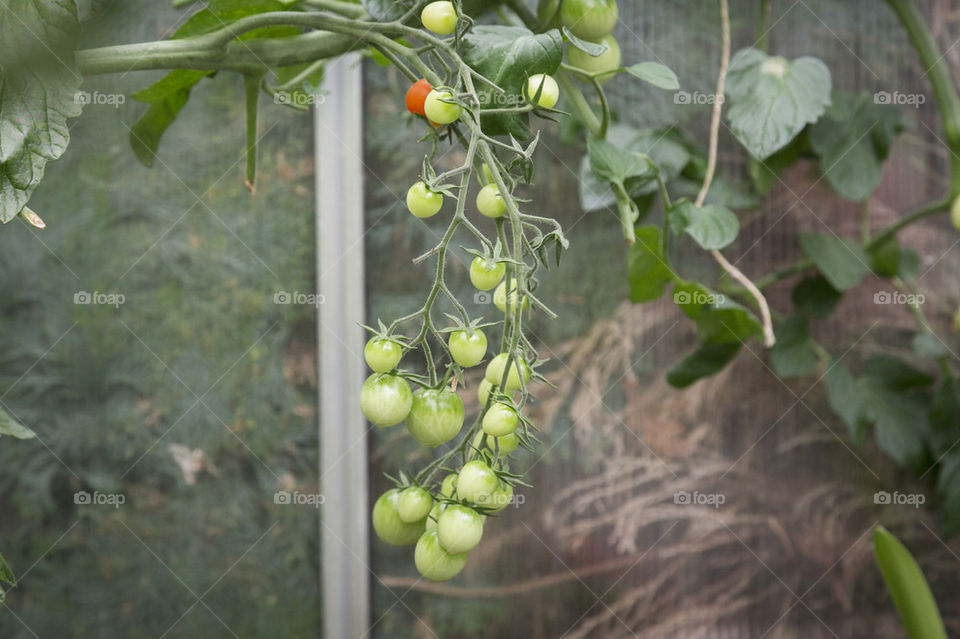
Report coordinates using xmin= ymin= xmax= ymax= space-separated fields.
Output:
xmin=316 ymin=54 xmax=369 ymax=638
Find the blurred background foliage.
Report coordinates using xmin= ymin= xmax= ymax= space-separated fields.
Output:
xmin=0 ymin=2 xmax=322 ymax=637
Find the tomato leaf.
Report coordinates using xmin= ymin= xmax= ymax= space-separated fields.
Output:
xmin=626 ymin=226 xmax=674 ymax=303
xmin=562 ymin=27 xmax=608 ymax=56
xmin=0 ymin=0 xmax=84 ymax=223
xmin=725 ymin=48 xmax=831 ymax=160
xmin=362 ymin=0 xmax=418 ymax=21
xmin=461 ymin=26 xmax=563 ymax=139
xmin=769 ymin=315 xmax=818 ymax=378
xmin=874 ymin=526 xmax=948 ymax=639
xmin=587 ymin=136 xmax=654 ymax=183
xmin=667 ymin=341 xmax=741 ymax=388
xmin=823 ymin=361 xmax=866 ymax=442
xmin=669 ymin=199 xmax=739 ymax=250
xmin=625 ymin=62 xmax=679 ymax=90
xmin=0 ymin=406 xmax=36 ymax=439
xmin=799 ymin=232 xmax=870 ymax=291
xmin=809 ymin=91 xmax=902 ymax=202
xmin=792 ymin=275 xmax=842 ymax=318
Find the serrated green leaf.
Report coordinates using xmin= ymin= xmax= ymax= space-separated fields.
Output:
xmin=625 ymin=62 xmax=679 ymax=90
xmin=874 ymin=527 xmax=948 ymax=639
xmin=792 ymin=275 xmax=842 ymax=318
xmin=799 ymin=232 xmax=870 ymax=291
xmin=725 ymin=48 xmax=831 ymax=160
xmin=809 ymin=91 xmax=902 ymax=202
xmin=769 ymin=315 xmax=818 ymax=378
xmin=0 ymin=405 xmax=35 ymax=439
xmin=627 ymin=226 xmax=674 ymax=303
xmin=0 ymin=0 xmax=84 ymax=222
xmin=669 ymin=200 xmax=739 ymax=250
xmin=667 ymin=341 xmax=741 ymax=388
xmin=462 ymin=26 xmax=563 ymax=139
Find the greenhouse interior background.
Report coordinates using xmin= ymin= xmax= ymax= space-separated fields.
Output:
xmin=2 ymin=0 xmax=960 ymax=637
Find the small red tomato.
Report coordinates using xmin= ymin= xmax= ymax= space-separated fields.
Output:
xmin=406 ymin=78 xmax=433 ymax=116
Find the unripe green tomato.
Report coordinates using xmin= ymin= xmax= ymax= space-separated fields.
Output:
xmin=951 ymin=195 xmax=960 ymax=231
xmin=424 ymin=89 xmax=462 ymax=124
xmin=420 ymin=1 xmax=458 ymax=35
xmin=448 ymin=329 xmax=487 ymax=367
xmin=493 ymin=278 xmax=529 ymax=314
xmin=415 ymin=530 xmax=467 ymax=581
xmin=482 ymin=402 xmax=520 ymax=437
xmin=485 ymin=481 xmax=514 ymax=512
xmin=477 ymin=378 xmax=494 ymax=405
xmin=456 ymin=460 xmax=499 ymax=504
xmin=566 ymin=35 xmax=622 ymax=84
xmin=472 ymin=430 xmax=520 ymax=456
xmin=397 ymin=486 xmax=433 ymax=523
xmin=485 ymin=353 xmax=531 ymax=391
xmin=440 ymin=473 xmax=458 ymax=498
xmin=437 ymin=504 xmax=484 ymax=553
xmin=476 ymin=184 xmax=507 ymax=218
xmin=406 ymin=388 xmax=465 ymax=447
xmin=372 ymin=489 xmax=426 ymax=546
xmin=470 ymin=256 xmax=506 ymax=291
xmin=364 ymin=337 xmax=403 ymax=373
xmin=360 ymin=373 xmax=413 ymax=427
xmin=537 ymin=0 xmax=562 ymax=28
xmin=406 ymin=181 xmax=444 ymax=218
xmin=560 ymin=0 xmax=619 ymax=41
xmin=524 ymin=74 xmax=560 ymax=108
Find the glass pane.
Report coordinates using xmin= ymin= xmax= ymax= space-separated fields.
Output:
xmin=363 ymin=1 xmax=959 ymax=638
xmin=0 ymin=3 xmax=320 ymax=637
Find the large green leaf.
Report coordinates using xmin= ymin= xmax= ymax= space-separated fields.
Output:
xmin=809 ymin=91 xmax=902 ymax=202
xmin=461 ymin=26 xmax=562 ymax=139
xmin=823 ymin=361 xmax=866 ymax=441
xmin=799 ymin=232 xmax=870 ymax=291
xmin=667 ymin=341 xmax=741 ymax=388
xmin=725 ymin=48 xmax=831 ymax=160
xmin=0 ymin=0 xmax=84 ymax=222
xmin=672 ymin=281 xmax=762 ymax=344
xmin=587 ymin=135 xmax=654 ymax=184
xmin=669 ymin=199 xmax=739 ymax=250
xmin=861 ymin=356 xmax=934 ymax=469
xmin=625 ymin=62 xmax=679 ymax=90
xmin=0 ymin=405 xmax=36 ymax=439
xmin=627 ymin=226 xmax=674 ymax=303
xmin=874 ymin=527 xmax=948 ymax=639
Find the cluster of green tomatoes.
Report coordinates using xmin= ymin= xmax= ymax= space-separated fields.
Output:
xmin=540 ymin=0 xmax=623 ymax=82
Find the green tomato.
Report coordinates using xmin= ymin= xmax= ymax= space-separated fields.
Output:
xmin=437 ymin=505 xmax=484 ymax=554
xmin=952 ymin=195 xmax=960 ymax=231
xmin=560 ymin=0 xmax=619 ymax=41
xmin=524 ymin=74 xmax=560 ymax=108
xmin=537 ymin=0 xmax=562 ymax=28
xmin=364 ymin=337 xmax=403 ymax=373
xmin=415 ymin=530 xmax=468 ymax=581
xmin=360 ymin=373 xmax=412 ymax=427
xmin=425 ymin=502 xmax=447 ymax=531
xmin=420 ymin=1 xmax=457 ymax=35
xmin=448 ymin=329 xmax=487 ymax=367
xmin=482 ymin=402 xmax=520 ymax=437
xmin=485 ymin=353 xmax=531 ymax=391
xmin=397 ymin=486 xmax=433 ymax=523
xmin=493 ymin=278 xmax=529 ymax=314
xmin=472 ymin=430 xmax=520 ymax=456
xmin=566 ymin=34 xmax=622 ymax=83
xmin=424 ymin=89 xmax=462 ymax=124
xmin=406 ymin=181 xmax=444 ymax=218
xmin=469 ymin=256 xmax=506 ymax=291
xmin=372 ymin=489 xmax=426 ymax=546
xmin=485 ymin=481 xmax=514 ymax=512
xmin=456 ymin=460 xmax=499 ymax=505
xmin=477 ymin=378 xmax=494 ymax=405
xmin=440 ymin=473 xmax=458 ymax=499
xmin=406 ymin=388 xmax=465 ymax=447
xmin=476 ymin=183 xmax=507 ymax=218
